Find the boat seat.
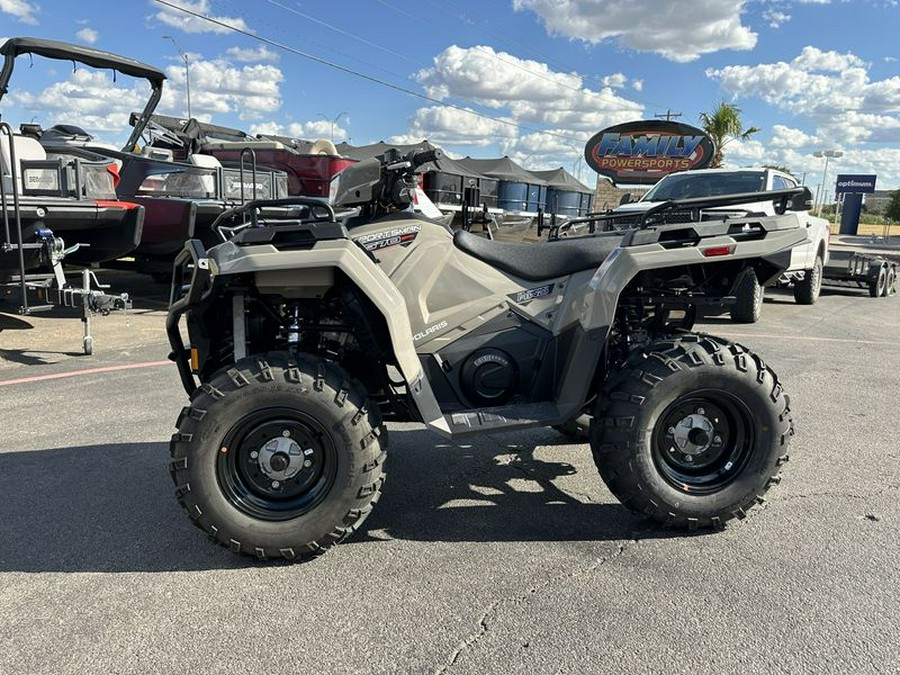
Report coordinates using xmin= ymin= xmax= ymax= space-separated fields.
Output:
xmin=0 ymin=134 xmax=48 ymax=195
xmin=453 ymin=229 xmax=624 ymax=282
xmin=189 ymin=153 xmax=222 ymax=197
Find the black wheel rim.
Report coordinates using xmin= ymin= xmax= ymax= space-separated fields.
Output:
xmin=216 ymin=407 xmax=337 ymax=521
xmin=652 ymin=390 xmax=754 ymax=495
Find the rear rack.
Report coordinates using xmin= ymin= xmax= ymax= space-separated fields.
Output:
xmin=543 ymin=187 xmax=812 ymax=240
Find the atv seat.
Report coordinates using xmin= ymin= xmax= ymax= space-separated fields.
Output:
xmin=453 ymin=229 xmax=624 ymax=281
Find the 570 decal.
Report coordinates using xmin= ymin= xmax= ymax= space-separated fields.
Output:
xmin=354 ymin=224 xmax=421 ymax=252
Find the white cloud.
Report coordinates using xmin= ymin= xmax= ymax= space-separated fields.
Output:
xmin=75 ymin=27 xmax=98 ymax=44
xmin=0 ymin=0 xmax=39 ymax=24
xmin=416 ymin=45 xmax=643 ymax=132
xmin=403 ymin=45 xmax=644 ymax=168
xmin=249 ymin=119 xmax=349 ymax=142
xmin=763 ymin=9 xmax=791 ymax=28
xmin=10 ymin=69 xmax=149 ymax=137
xmin=707 ymin=45 xmax=900 ymax=145
xmin=632 ymin=79 xmax=644 ymax=92
xmin=770 ymin=124 xmax=819 ymax=149
xmin=152 ymin=0 xmax=250 ymax=34
xmin=388 ymin=106 xmax=516 ymax=147
xmin=513 ymin=0 xmax=756 ymax=62
xmin=225 ymin=46 xmax=279 ymax=63
xmin=161 ymin=58 xmax=284 ymax=121
xmin=600 ymin=72 xmax=627 ymax=89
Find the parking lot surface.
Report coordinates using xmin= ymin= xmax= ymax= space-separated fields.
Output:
xmin=1 ymin=283 xmax=898 ymax=674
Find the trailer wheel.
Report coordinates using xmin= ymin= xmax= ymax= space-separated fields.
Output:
xmin=869 ymin=264 xmax=888 ymax=298
xmin=590 ymin=334 xmax=792 ymax=530
xmin=793 ymin=256 xmax=823 ymax=305
xmin=730 ymin=268 xmax=763 ymax=323
xmin=170 ymin=352 xmax=386 ymax=561
xmin=886 ymin=266 xmax=896 ymax=296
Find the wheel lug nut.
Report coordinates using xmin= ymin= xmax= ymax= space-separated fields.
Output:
xmin=250 ymin=451 xmax=259 ymax=459
xmin=697 ymin=408 xmax=705 ymax=415
xmin=667 ymin=427 xmax=675 ymax=435
xmin=713 ymin=435 xmax=722 ymax=444
xmin=684 ymin=455 xmax=693 ymax=463
xmin=282 ymin=430 xmax=291 ymax=437
xmin=272 ymin=480 xmax=280 ymax=488
xmin=303 ymin=459 xmax=312 ymax=468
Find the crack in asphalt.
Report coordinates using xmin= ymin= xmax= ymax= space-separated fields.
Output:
xmin=433 ymin=539 xmax=635 ymax=674
xmin=778 ymin=484 xmax=900 ymax=502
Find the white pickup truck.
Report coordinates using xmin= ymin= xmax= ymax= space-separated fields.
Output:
xmin=612 ymin=167 xmax=830 ymax=322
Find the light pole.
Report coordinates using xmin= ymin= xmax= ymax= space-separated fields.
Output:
xmin=813 ymin=150 xmax=842 ymax=217
xmin=163 ymin=35 xmax=192 ymax=119
xmin=317 ymin=111 xmax=347 ymax=143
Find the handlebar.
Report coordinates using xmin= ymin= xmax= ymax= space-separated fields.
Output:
xmin=410 ymin=148 xmax=442 ymax=170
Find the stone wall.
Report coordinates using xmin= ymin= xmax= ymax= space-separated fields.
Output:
xmin=593 ymin=177 xmax=649 ymax=212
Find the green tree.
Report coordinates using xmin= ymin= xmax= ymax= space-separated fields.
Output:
xmin=885 ymin=190 xmax=900 ymax=222
xmin=762 ymin=164 xmax=795 ymax=178
xmin=699 ymin=102 xmax=760 ymax=168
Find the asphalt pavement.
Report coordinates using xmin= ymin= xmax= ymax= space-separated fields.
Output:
xmin=0 ymin=283 xmax=898 ymax=675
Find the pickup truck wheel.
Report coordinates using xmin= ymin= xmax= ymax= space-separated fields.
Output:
xmin=868 ymin=265 xmax=887 ymax=298
xmin=169 ymin=352 xmax=386 ymax=561
xmin=590 ymin=334 xmax=792 ymax=530
xmin=793 ymin=256 xmax=823 ymax=305
xmin=730 ymin=268 xmax=763 ymax=323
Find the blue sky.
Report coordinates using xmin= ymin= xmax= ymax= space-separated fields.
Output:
xmin=1 ymin=0 xmax=898 ymax=194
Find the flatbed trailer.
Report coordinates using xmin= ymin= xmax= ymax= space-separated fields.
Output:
xmin=823 ymin=235 xmax=898 ymax=298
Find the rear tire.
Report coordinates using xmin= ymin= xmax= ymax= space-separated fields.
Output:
xmin=590 ymin=334 xmax=792 ymax=530
xmin=730 ymin=268 xmax=763 ymax=323
xmin=170 ymin=352 xmax=386 ymax=561
xmin=793 ymin=256 xmax=823 ymax=305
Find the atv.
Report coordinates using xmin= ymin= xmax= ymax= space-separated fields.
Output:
xmin=167 ymin=148 xmax=806 ymax=561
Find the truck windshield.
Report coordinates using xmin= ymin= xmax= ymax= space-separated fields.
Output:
xmin=642 ymin=171 xmax=767 ymax=201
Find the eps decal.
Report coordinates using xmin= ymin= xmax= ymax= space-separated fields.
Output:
xmin=512 ymin=284 xmax=554 ymax=305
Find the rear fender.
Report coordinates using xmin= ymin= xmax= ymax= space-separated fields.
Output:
xmin=213 ymin=239 xmax=421 ymax=382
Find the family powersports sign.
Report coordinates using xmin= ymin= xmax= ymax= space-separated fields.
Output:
xmin=584 ymin=120 xmax=715 ymax=186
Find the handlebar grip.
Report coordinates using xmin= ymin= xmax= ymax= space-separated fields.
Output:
xmin=410 ymin=149 xmax=443 ymax=169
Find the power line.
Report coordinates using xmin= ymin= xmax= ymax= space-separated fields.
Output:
xmin=153 ymin=0 xmax=589 ymax=144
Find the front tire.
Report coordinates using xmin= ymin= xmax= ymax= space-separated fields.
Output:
xmin=793 ymin=256 xmax=823 ymax=305
xmin=170 ymin=352 xmax=386 ymax=561
xmin=590 ymin=334 xmax=792 ymax=530
xmin=730 ymin=268 xmax=764 ymax=323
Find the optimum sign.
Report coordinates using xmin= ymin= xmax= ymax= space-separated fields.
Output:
xmin=584 ymin=120 xmax=715 ymax=186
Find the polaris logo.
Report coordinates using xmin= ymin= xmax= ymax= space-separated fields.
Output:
xmin=514 ymin=284 xmax=553 ymax=304
xmin=413 ymin=320 xmax=448 ymax=342
xmin=355 ymin=224 xmax=421 ymax=251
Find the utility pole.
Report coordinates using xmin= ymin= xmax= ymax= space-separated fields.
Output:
xmin=317 ymin=112 xmax=348 ymax=143
xmin=813 ymin=150 xmax=843 ymax=217
xmin=654 ymin=110 xmax=683 ymax=122
xmin=163 ymin=36 xmax=192 ymax=119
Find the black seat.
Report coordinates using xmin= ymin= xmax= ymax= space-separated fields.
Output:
xmin=453 ymin=229 xmax=624 ymax=281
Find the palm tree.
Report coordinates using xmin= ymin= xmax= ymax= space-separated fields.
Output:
xmin=699 ymin=102 xmax=760 ymax=168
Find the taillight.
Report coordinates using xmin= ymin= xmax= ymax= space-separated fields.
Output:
xmin=703 ymin=245 xmax=734 ymax=257
xmin=107 ymin=163 xmax=120 ymax=188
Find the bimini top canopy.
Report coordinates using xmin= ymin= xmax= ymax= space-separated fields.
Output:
xmin=0 ymin=37 xmax=166 ymax=86
xmin=0 ymin=37 xmax=167 ymax=153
